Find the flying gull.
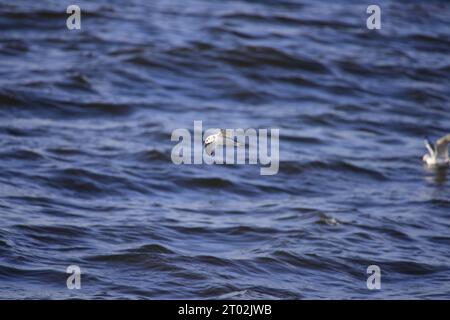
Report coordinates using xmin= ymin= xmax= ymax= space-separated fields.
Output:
xmin=204 ymin=129 xmax=242 ymax=156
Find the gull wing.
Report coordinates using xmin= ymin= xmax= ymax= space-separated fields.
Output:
xmin=220 ymin=129 xmax=242 ymax=147
xmin=220 ymin=129 xmax=231 ymax=139
xmin=424 ymin=137 xmax=435 ymax=157
xmin=435 ymin=134 xmax=450 ymax=159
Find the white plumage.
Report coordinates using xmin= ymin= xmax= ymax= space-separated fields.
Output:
xmin=204 ymin=129 xmax=242 ymax=156
xmin=423 ymin=134 xmax=450 ymax=167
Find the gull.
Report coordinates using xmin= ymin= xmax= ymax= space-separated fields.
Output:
xmin=204 ymin=129 xmax=242 ymax=156
xmin=423 ymin=134 xmax=450 ymax=167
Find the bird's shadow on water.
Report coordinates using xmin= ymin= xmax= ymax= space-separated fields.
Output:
xmin=423 ymin=165 xmax=448 ymax=185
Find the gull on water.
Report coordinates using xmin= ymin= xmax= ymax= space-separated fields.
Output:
xmin=204 ymin=129 xmax=242 ymax=156
xmin=423 ymin=134 xmax=450 ymax=167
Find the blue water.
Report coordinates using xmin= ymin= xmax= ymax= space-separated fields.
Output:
xmin=0 ymin=0 xmax=450 ymax=299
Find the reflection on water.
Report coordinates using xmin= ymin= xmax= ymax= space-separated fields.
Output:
xmin=424 ymin=165 xmax=448 ymax=185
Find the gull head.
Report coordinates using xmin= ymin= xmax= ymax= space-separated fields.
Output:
xmin=204 ymin=134 xmax=216 ymax=146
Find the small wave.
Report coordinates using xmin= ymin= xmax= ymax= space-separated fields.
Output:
xmin=37 ymin=168 xmax=149 ymax=197
xmin=170 ymin=226 xmax=215 ymax=236
xmin=45 ymin=147 xmax=89 ymax=157
xmin=280 ymin=160 xmax=387 ymax=181
xmin=193 ymin=255 xmax=231 ymax=267
xmin=124 ymin=55 xmax=179 ymax=73
xmin=0 ymin=149 xmax=45 ymax=161
xmin=14 ymin=224 xmax=89 ymax=237
xmin=0 ymin=40 xmax=29 ymax=55
xmin=0 ymin=265 xmax=67 ymax=283
xmin=0 ymin=89 xmax=25 ymax=106
xmin=221 ymin=225 xmax=279 ymax=236
xmin=274 ymin=75 xmax=319 ymax=88
xmin=134 ymin=149 xmax=171 ymax=162
xmin=177 ymin=177 xmax=235 ymax=189
xmin=384 ymin=260 xmax=445 ymax=276
xmin=79 ymin=102 xmax=134 ymax=117
xmin=85 ymin=244 xmax=178 ymax=271
xmin=221 ymin=12 xmax=355 ymax=30
xmin=217 ymin=46 xmax=330 ymax=73
xmin=133 ymin=244 xmax=175 ymax=255
xmin=0 ymin=8 xmax=105 ymax=20
xmin=270 ymin=250 xmax=329 ymax=271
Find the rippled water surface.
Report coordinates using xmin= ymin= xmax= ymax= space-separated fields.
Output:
xmin=1 ymin=0 xmax=450 ymax=299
